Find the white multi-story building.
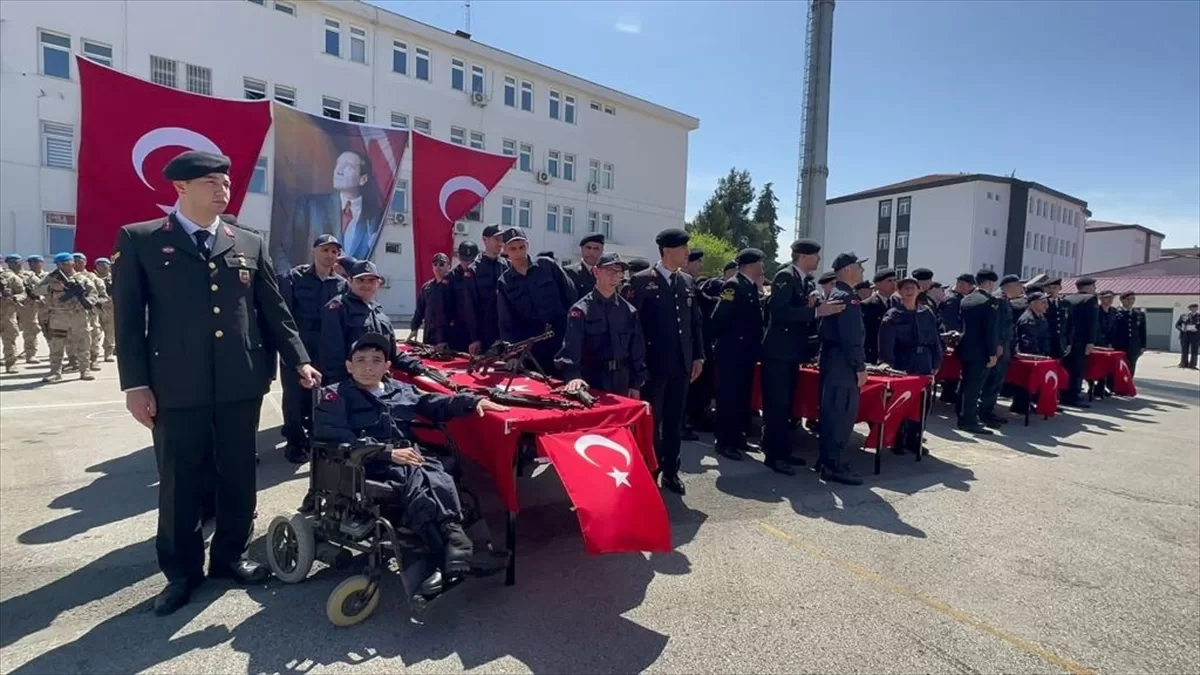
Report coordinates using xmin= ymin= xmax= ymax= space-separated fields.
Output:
xmin=823 ymin=173 xmax=1089 ymax=282
xmin=0 ymin=0 xmax=698 ymax=313
xmin=1080 ymin=220 xmax=1165 ymax=274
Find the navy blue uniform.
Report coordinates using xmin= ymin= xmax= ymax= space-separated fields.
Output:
xmin=1046 ymin=297 xmax=1072 ymax=358
xmin=685 ymin=276 xmax=724 ymax=430
xmin=710 ymin=273 xmax=764 ymax=451
xmin=760 ymin=265 xmax=819 ymax=462
xmin=817 ymin=281 xmax=865 ymax=470
xmin=563 ymin=261 xmax=596 ymax=300
xmin=979 ymin=294 xmax=1014 ymax=421
xmin=280 ymin=264 xmax=347 ymax=446
xmin=497 ymin=257 xmax=578 ymax=372
xmin=878 ymin=304 xmax=943 ymax=450
xmin=956 ymin=289 xmax=999 ymax=428
xmin=939 ymin=291 xmax=966 ymax=333
xmin=1096 ymin=307 xmax=1116 ymax=348
xmin=313 ymin=379 xmax=479 ymax=532
xmin=318 ymin=292 xmax=422 ymax=384
xmin=554 ymin=290 xmax=648 ymax=394
xmin=623 ymin=267 xmax=704 ymax=477
xmin=861 ymin=292 xmax=891 ymax=364
xmin=1017 ymin=309 xmax=1050 ymax=356
xmin=1112 ymin=307 xmax=1146 ymax=375
xmin=411 ymin=277 xmax=455 ymax=346
xmin=465 ymin=254 xmax=507 ymax=350
xmin=445 ymin=265 xmax=477 ymax=351
xmin=1063 ymin=293 xmax=1098 ymax=402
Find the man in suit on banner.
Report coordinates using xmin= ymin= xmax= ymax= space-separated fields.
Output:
xmin=287 ymin=150 xmax=384 ymax=267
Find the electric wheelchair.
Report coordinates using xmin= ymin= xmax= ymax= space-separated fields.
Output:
xmin=264 ymin=420 xmax=508 ymax=627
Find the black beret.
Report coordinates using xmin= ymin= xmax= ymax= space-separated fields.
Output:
xmin=1119 ymin=291 xmax=1136 ymax=299
xmin=432 ymin=252 xmax=450 ymax=264
xmin=536 ymin=250 xmax=556 ymax=260
xmin=579 ymin=233 xmax=605 ymax=247
xmin=688 ymin=248 xmax=705 ymax=263
xmin=481 ymin=224 xmax=502 ymax=238
xmin=596 ymin=253 xmax=628 ymax=269
xmin=818 ymin=271 xmax=837 ymax=284
xmin=500 ymin=227 xmax=527 ymax=244
xmin=1044 ymin=277 xmax=1063 ymax=286
xmin=873 ymin=268 xmax=897 ymax=283
xmin=831 ymin=252 xmax=867 ymax=271
xmin=162 ymin=151 xmax=230 ymax=181
xmin=1025 ymin=284 xmax=1044 ymax=294
xmin=1000 ymin=274 xmax=1022 ymax=286
xmin=735 ymin=248 xmax=764 ymax=265
xmin=627 ymin=258 xmax=651 ymax=273
xmin=1189 ymin=302 xmax=1199 ymax=309
xmin=930 ymin=281 xmax=944 ymax=290
xmin=457 ymin=241 xmax=479 ymax=258
xmin=854 ymin=281 xmax=873 ymax=291
xmin=911 ymin=268 xmax=934 ymax=281
xmin=791 ymin=239 xmax=821 ymax=255
xmin=897 ymin=277 xmax=920 ymax=289
xmin=655 ymin=228 xmax=690 ymax=249
xmin=723 ymin=260 xmax=738 ymax=272
xmin=1075 ymin=276 xmax=1096 ymax=288
xmin=1098 ymin=289 xmax=1115 ymax=298
xmin=975 ymin=269 xmax=999 ymax=283
xmin=1027 ymin=291 xmax=1048 ymax=302
xmin=956 ymin=273 xmax=977 ymax=285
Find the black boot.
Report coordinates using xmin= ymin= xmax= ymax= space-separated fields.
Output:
xmin=440 ymin=521 xmax=473 ymax=576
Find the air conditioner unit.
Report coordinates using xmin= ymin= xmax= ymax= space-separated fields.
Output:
xmin=391 ymin=212 xmax=407 ymax=225
xmin=470 ymin=91 xmax=487 ymax=107
xmin=587 ymin=182 xmax=598 ymax=194
xmin=536 ymin=171 xmax=550 ymax=184
xmin=453 ymin=221 xmax=470 ymax=235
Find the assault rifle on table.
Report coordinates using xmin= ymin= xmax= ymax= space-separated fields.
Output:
xmin=466 ymin=329 xmax=556 ymax=377
xmin=467 ymin=328 xmax=599 ymax=408
xmin=405 ymin=340 xmax=467 ymax=362
xmin=48 ymin=270 xmax=92 ymax=309
xmin=476 ymin=386 xmax=587 ymax=411
xmin=866 ymin=363 xmax=910 ymax=378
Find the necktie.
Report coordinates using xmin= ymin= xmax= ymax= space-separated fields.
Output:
xmin=194 ymin=229 xmax=211 ymax=258
xmin=341 ymin=201 xmax=353 ymax=234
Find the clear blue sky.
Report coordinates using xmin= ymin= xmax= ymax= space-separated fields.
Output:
xmin=376 ymin=0 xmax=1200 ymax=251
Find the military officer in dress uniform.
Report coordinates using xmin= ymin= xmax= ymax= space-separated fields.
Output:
xmin=1113 ymin=291 xmax=1147 ymax=376
xmin=1177 ymin=303 xmax=1200 ymax=369
xmin=684 ymin=259 xmax=734 ymax=435
xmin=279 ymin=233 xmax=347 ymax=462
xmin=496 ymin=227 xmax=578 ymax=373
xmin=556 ymin=253 xmax=647 ymax=396
xmin=465 ymin=225 xmax=508 ymax=354
xmin=976 ymin=270 xmax=1015 ymax=428
xmin=1063 ymin=277 xmax=1099 ymax=407
xmin=710 ymin=248 xmax=766 ymax=461
xmin=1044 ymin=278 xmax=1073 ymax=360
xmin=956 ymin=274 xmax=999 ymax=435
xmin=862 ymin=268 xmax=897 ymax=364
xmin=816 ymin=252 xmax=868 ymax=485
xmin=878 ymin=277 xmax=944 ymax=454
xmin=447 ymin=241 xmax=479 ymax=352
xmin=760 ymin=239 xmax=840 ymax=473
xmin=113 ymin=151 xmax=321 ymax=616
xmin=563 ymin=234 xmax=605 ymax=300
xmin=623 ymin=228 xmax=704 ymax=495
xmin=411 ymin=253 xmax=456 ymax=347
xmin=319 ymin=259 xmax=423 ymax=385
xmin=1011 ymin=291 xmax=1051 ymax=414
xmin=676 ymin=248 xmax=706 ymax=442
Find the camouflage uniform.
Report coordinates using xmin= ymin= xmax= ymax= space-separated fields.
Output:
xmin=40 ymin=271 xmax=96 ymax=382
xmin=73 ymin=265 xmax=104 ymax=370
xmin=0 ymin=269 xmax=27 ymax=372
xmin=18 ymin=268 xmax=46 ymax=362
xmin=94 ymin=269 xmax=115 ymax=360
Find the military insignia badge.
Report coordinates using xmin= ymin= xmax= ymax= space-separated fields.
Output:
xmin=646 ymin=282 xmax=659 ymax=291
xmin=569 ymin=308 xmax=584 ymax=319
xmin=239 ymin=269 xmax=251 ymax=285
xmin=324 ymin=390 xmax=338 ymax=402
xmin=329 ymin=299 xmax=342 ymax=310
xmin=720 ymin=288 xmax=736 ymax=301
xmin=161 ymin=246 xmax=175 ymax=254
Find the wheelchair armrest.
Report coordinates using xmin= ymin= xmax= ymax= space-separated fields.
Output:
xmin=348 ymin=442 xmax=388 ymax=465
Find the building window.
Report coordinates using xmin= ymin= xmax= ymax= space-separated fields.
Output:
xmin=562 ymin=206 xmax=574 ymax=234
xmin=450 ymin=126 xmax=466 ymax=145
xmin=518 ymin=199 xmax=532 ymax=228
xmin=501 ymin=197 xmax=515 ymax=226
xmin=895 ymin=232 xmax=909 ymax=249
xmin=82 ymin=39 xmax=113 ymax=67
xmin=590 ymin=100 xmax=602 ymax=111
xmin=520 ymin=80 xmax=533 ymax=112
xmin=274 ymin=84 xmax=296 ymax=106
xmin=503 ymin=76 xmax=516 ymax=107
xmin=471 ymin=64 xmax=484 ymax=94
xmin=564 ymin=95 xmax=576 ymax=124
xmin=1025 ymin=232 xmax=1032 ymax=248
xmin=451 ymin=58 xmax=465 ymax=91
xmin=150 ymin=55 xmax=177 ymax=88
xmin=546 ymin=204 xmax=559 ymax=232
xmin=1028 ymin=197 xmax=1033 ymax=213
xmin=604 ymin=105 xmax=615 ymax=116
xmin=40 ymin=30 xmax=71 ymax=79
xmin=249 ymin=156 xmax=269 ymax=194
xmin=983 ymin=227 xmax=990 ymax=236
xmin=588 ymin=210 xmax=599 ymax=233
xmin=878 ymin=233 xmax=890 ymax=250
xmin=324 ymin=18 xmax=341 ymax=56
xmin=878 ymin=200 xmax=892 ymax=218
xmin=349 ymin=26 xmax=367 ymax=64
xmin=185 ymin=64 xmax=212 ymax=95
xmin=547 ymin=150 xmax=560 ymax=178
xmin=46 ymin=213 xmax=76 ymax=253
xmin=897 ymin=197 xmax=910 ymax=216
xmin=392 ymin=40 xmax=408 ymax=75
xmin=322 ymin=96 xmax=342 ymax=120
xmin=549 ymin=90 xmax=561 ymax=120
xmin=563 ymin=154 xmax=576 ymax=182
xmin=1037 ymin=198 xmax=1043 ymax=216
xmin=390 ymin=112 xmax=408 ymax=129
xmin=243 ymin=77 xmax=267 ymax=100
xmin=469 ymin=130 xmax=485 ymax=150
xmin=602 ymin=163 xmax=614 ymax=189
xmin=600 ymin=213 xmax=612 ymax=239
xmin=274 ymin=1 xmax=296 ymax=15
xmin=392 ymin=179 xmax=408 ymax=213
xmin=987 ymin=191 xmax=993 ymax=200
xmin=41 ymin=121 xmax=74 ymax=169
xmin=347 ymin=102 xmax=367 ymax=123
xmin=414 ymin=117 xmax=431 ymax=134
xmin=588 ymin=159 xmax=600 ymax=186
xmin=518 ymin=143 xmax=533 ymax=172
xmin=415 ymin=47 xmax=431 ymax=81
xmin=502 ymin=138 xmax=516 ymax=156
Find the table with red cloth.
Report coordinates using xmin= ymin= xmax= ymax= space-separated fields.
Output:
xmin=1085 ymin=348 xmax=1138 ymax=397
xmin=749 ymin=365 xmax=929 ymax=474
xmin=936 ymin=352 xmax=1069 ymax=423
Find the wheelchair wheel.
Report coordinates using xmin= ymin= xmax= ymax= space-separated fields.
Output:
xmin=325 ymin=575 xmax=380 ymax=627
xmin=266 ymin=514 xmax=316 ymax=583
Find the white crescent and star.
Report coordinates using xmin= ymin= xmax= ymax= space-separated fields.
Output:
xmin=884 ymin=390 xmax=913 ymax=420
xmin=1045 ymin=370 xmax=1059 ymax=390
xmin=131 ymin=126 xmax=223 ymax=214
xmin=573 ymin=434 xmax=633 ymax=488
xmin=438 ymin=175 xmax=488 ymax=222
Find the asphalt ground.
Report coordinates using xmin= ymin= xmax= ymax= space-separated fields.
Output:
xmin=1 ymin=345 xmax=1198 ymax=674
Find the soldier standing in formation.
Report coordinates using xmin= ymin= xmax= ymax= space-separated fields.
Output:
xmin=623 ymin=229 xmax=704 ymax=495
xmin=446 ymin=241 xmax=478 ymax=352
xmin=1043 ymin=278 xmax=1073 ymax=361
xmin=938 ymin=274 xmax=975 ymax=404
xmin=861 ymin=268 xmax=896 ymax=364
xmin=1091 ymin=289 xmax=1117 ymax=398
xmin=496 ymin=227 xmax=578 ymax=372
xmin=563 ymin=233 xmax=605 ymax=300
xmin=1177 ymin=303 xmax=1200 ymax=369
xmin=0 ymin=258 xmax=26 ymax=373
xmin=1112 ymin=291 xmax=1146 ymax=376
xmin=975 ymin=270 xmax=1012 ymax=428
xmin=93 ymin=257 xmax=116 ymax=361
xmin=1011 ymin=291 xmax=1051 ymax=415
xmin=21 ymin=254 xmax=47 ymax=364
xmin=556 ymin=253 xmax=647 ymax=397
xmin=40 ymin=252 xmax=97 ymax=382
xmin=684 ymin=258 xmax=732 ymax=437
xmin=710 ymin=248 xmax=766 ymax=462
xmin=878 ymin=277 xmax=944 ymax=454
xmin=1063 ymin=277 xmax=1099 ymax=408
xmin=815 ymin=252 xmax=867 ymax=485
xmin=410 ymin=253 xmax=456 ymax=348
xmin=956 ymin=273 xmax=999 ymax=436
xmin=464 ymin=225 xmax=507 ymax=354
xmin=72 ymin=252 xmax=105 ymax=371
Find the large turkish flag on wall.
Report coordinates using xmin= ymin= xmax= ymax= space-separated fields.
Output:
xmin=410 ymin=132 xmax=514 ymax=292
xmin=74 ymin=57 xmax=271 ymax=261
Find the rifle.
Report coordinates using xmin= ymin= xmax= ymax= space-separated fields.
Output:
xmin=477 ymin=386 xmax=585 ymax=411
xmin=866 ymin=363 xmax=910 ymax=378
xmin=414 ymin=364 xmax=461 ymax=392
xmin=23 ymin=276 xmax=42 ymax=302
xmin=466 ymin=328 xmax=556 ymax=377
xmin=50 ymin=270 xmax=93 ymax=309
xmin=405 ymin=341 xmax=466 ymax=362
xmin=505 ymin=365 xmax=598 ymax=407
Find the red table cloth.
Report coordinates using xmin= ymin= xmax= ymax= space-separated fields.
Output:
xmin=937 ymin=352 xmax=1070 ymax=417
xmin=1085 ymin=349 xmax=1137 ymax=396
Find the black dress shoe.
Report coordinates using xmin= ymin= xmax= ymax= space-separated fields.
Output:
xmin=717 ymin=446 xmax=744 ymax=461
xmin=209 ymin=560 xmax=271 ymax=585
xmin=153 ymin=578 xmax=202 ymax=617
xmin=764 ymin=459 xmax=796 ymax=476
xmin=820 ymin=464 xmax=863 ymax=486
xmin=661 ymin=473 xmax=686 ymax=495
xmin=284 ymin=442 xmax=310 ymax=464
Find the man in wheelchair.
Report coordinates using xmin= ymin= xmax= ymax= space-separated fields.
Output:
xmin=312 ymin=333 xmax=508 ymax=576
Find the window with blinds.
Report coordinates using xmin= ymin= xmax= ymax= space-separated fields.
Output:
xmin=150 ymin=55 xmax=177 ymax=88
xmin=186 ymin=64 xmax=212 ymax=95
xmin=41 ymin=121 xmax=74 ymax=169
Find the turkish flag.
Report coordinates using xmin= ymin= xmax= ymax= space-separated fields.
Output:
xmin=75 ymin=57 xmax=271 ymax=261
xmin=537 ymin=427 xmax=672 ymax=555
xmin=862 ymin=376 xmax=926 ymax=449
xmin=411 ymin=132 xmax=515 ymax=291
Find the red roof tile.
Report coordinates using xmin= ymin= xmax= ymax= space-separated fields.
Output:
xmin=1062 ymin=276 xmax=1200 ymax=296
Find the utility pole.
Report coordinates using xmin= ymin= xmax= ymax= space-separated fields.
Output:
xmin=794 ymin=0 xmax=835 ymax=247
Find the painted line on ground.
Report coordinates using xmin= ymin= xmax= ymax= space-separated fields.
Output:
xmin=755 ymin=521 xmax=1095 ymax=675
xmin=0 ymin=399 xmax=126 ymax=412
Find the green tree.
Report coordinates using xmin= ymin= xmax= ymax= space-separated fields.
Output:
xmin=687 ymin=168 xmax=757 ymax=248
xmin=751 ymin=181 xmax=782 ymax=276
xmin=685 ymin=231 xmax=739 ymax=279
